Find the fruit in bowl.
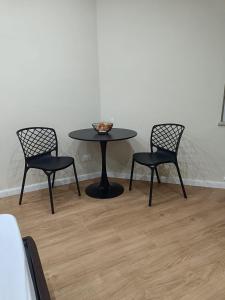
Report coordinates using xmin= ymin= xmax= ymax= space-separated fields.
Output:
xmin=92 ymin=122 xmax=113 ymax=134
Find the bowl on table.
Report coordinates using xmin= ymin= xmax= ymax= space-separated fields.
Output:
xmin=92 ymin=122 xmax=113 ymax=134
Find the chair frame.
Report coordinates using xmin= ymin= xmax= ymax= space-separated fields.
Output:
xmin=17 ymin=127 xmax=81 ymax=214
xmin=129 ymin=123 xmax=187 ymax=206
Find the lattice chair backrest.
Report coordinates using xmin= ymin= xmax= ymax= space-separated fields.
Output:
xmin=151 ymin=124 xmax=185 ymax=153
xmin=17 ymin=127 xmax=58 ymax=159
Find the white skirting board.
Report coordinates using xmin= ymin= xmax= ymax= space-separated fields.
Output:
xmin=0 ymin=172 xmax=100 ymax=199
xmin=0 ymin=171 xmax=225 ymax=199
xmin=107 ymin=172 xmax=225 ymax=189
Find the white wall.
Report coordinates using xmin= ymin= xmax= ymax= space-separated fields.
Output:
xmin=2 ymin=0 xmax=225 ymax=195
xmin=97 ymin=0 xmax=225 ymax=185
xmin=0 ymin=0 xmax=100 ymax=193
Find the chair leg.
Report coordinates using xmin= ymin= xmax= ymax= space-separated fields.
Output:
xmin=129 ymin=158 xmax=135 ymax=191
xmin=149 ymin=168 xmax=155 ymax=207
xmin=72 ymin=162 xmax=81 ymax=196
xmin=175 ymin=162 xmax=187 ymax=199
xmin=19 ymin=167 xmax=28 ymax=205
xmin=47 ymin=174 xmax=55 ymax=214
xmin=52 ymin=172 xmax=56 ymax=188
xmin=155 ymin=167 xmax=161 ymax=183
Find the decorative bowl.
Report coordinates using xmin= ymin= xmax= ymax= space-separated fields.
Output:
xmin=92 ymin=122 xmax=113 ymax=134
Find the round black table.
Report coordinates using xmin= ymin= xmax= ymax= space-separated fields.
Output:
xmin=69 ymin=128 xmax=137 ymax=199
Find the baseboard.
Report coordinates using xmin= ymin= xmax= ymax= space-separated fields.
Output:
xmin=107 ymin=171 xmax=225 ymax=189
xmin=0 ymin=172 xmax=100 ymax=199
xmin=1 ymin=171 xmax=225 ymax=199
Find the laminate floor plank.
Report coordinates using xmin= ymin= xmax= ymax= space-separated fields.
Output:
xmin=0 ymin=179 xmax=225 ymax=299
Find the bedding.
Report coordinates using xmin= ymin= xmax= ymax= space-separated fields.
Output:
xmin=0 ymin=214 xmax=36 ymax=300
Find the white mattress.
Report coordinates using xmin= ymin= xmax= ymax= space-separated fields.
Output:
xmin=0 ymin=214 xmax=36 ymax=300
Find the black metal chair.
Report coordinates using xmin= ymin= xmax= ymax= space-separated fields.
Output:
xmin=17 ymin=127 xmax=81 ymax=214
xmin=129 ymin=123 xmax=187 ymax=206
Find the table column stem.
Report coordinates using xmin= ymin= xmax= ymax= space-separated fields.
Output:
xmin=99 ymin=141 xmax=109 ymax=189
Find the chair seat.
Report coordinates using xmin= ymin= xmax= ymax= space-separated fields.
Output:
xmin=27 ymin=155 xmax=74 ymax=171
xmin=133 ymin=150 xmax=176 ymax=166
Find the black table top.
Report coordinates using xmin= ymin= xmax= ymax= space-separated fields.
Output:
xmin=69 ymin=128 xmax=137 ymax=142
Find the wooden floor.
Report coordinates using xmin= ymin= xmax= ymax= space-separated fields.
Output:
xmin=1 ymin=179 xmax=225 ymax=300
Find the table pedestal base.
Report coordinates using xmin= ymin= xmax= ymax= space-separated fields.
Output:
xmin=85 ymin=182 xmax=124 ymax=199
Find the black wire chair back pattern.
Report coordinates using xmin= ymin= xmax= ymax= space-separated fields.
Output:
xmin=129 ymin=123 xmax=187 ymax=207
xmin=17 ymin=127 xmax=57 ymax=159
xmin=16 ymin=127 xmax=81 ymax=214
xmin=151 ymin=124 xmax=185 ymax=153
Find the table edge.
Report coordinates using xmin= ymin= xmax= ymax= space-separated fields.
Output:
xmin=68 ymin=128 xmax=137 ymax=142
